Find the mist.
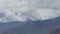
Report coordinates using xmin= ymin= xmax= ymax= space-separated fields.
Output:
xmin=0 ymin=0 xmax=60 ymax=22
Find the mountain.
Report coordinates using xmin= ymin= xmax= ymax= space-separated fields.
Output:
xmin=0 ymin=21 xmax=25 ymax=33
xmin=50 ymin=29 xmax=60 ymax=34
xmin=1 ymin=17 xmax=60 ymax=34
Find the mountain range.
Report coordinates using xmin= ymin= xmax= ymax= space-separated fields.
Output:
xmin=0 ymin=17 xmax=60 ymax=34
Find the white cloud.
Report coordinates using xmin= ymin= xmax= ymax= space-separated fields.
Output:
xmin=0 ymin=0 xmax=60 ymax=23
xmin=28 ymin=9 xmax=60 ymax=21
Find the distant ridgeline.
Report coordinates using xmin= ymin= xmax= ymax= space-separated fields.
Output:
xmin=0 ymin=16 xmax=60 ymax=34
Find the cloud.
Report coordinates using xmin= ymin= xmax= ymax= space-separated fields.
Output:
xmin=0 ymin=0 xmax=60 ymax=23
xmin=27 ymin=9 xmax=60 ymax=21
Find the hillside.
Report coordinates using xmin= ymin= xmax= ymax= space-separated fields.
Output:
xmin=1 ymin=17 xmax=60 ymax=34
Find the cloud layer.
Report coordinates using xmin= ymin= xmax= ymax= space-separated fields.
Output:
xmin=0 ymin=0 xmax=60 ymax=23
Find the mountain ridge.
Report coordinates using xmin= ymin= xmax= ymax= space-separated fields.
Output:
xmin=1 ymin=16 xmax=60 ymax=34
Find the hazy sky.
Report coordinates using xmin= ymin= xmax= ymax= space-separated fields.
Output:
xmin=0 ymin=0 xmax=60 ymax=22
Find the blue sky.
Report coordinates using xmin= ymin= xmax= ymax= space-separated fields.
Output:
xmin=0 ymin=0 xmax=60 ymax=23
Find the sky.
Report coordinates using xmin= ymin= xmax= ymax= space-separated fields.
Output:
xmin=0 ymin=0 xmax=60 ymax=23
